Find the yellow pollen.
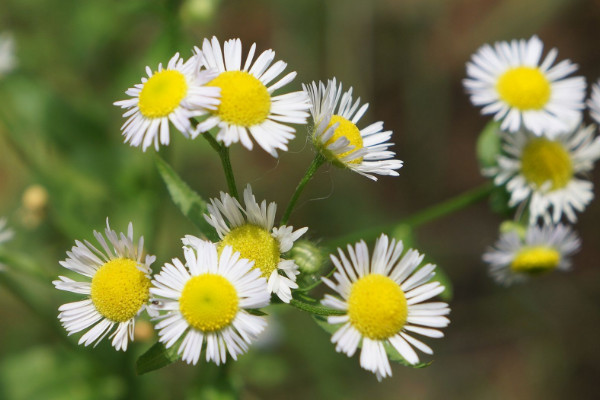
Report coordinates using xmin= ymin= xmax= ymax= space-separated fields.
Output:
xmin=323 ymin=115 xmax=364 ymax=164
xmin=496 ymin=66 xmax=551 ymax=110
xmin=511 ymin=246 xmax=560 ymax=274
xmin=347 ymin=274 xmax=407 ymax=340
xmin=90 ymin=258 xmax=150 ymax=323
xmin=207 ymin=71 xmax=271 ymax=126
xmin=179 ymin=274 xmax=239 ymax=332
xmin=138 ymin=70 xmax=188 ymax=118
xmin=219 ymin=224 xmax=280 ymax=278
xmin=521 ymin=138 xmax=573 ymax=189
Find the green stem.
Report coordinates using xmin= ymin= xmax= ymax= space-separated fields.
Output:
xmin=289 ymin=298 xmax=345 ymax=316
xmin=201 ymin=132 xmax=239 ymax=199
xmin=326 ymin=182 xmax=494 ymax=248
xmin=281 ymin=153 xmax=326 ymax=225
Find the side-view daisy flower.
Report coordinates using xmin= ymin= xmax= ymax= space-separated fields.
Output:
xmin=193 ymin=184 xmax=308 ymax=303
xmin=194 ymin=37 xmax=310 ymax=157
xmin=53 ymin=219 xmax=155 ymax=351
xmin=464 ymin=35 xmax=586 ymax=135
xmin=303 ymin=79 xmax=403 ymax=181
xmin=150 ymin=239 xmax=270 ymax=365
xmin=488 ymin=124 xmax=600 ymax=223
xmin=587 ymin=79 xmax=600 ymax=124
xmin=321 ymin=234 xmax=450 ymax=380
xmin=483 ymin=223 xmax=580 ymax=286
xmin=114 ymin=53 xmax=220 ymax=151
xmin=0 ymin=32 xmax=16 ymax=77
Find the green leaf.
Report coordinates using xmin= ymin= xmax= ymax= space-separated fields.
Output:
xmin=155 ymin=156 xmax=218 ymax=241
xmin=476 ymin=120 xmax=502 ymax=169
xmin=246 ymin=308 xmax=268 ymax=316
xmin=489 ymin=185 xmax=514 ymax=217
xmin=312 ymin=315 xmax=431 ymax=369
xmin=136 ymin=341 xmax=180 ymax=375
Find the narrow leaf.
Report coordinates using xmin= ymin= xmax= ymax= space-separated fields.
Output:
xmin=155 ymin=156 xmax=218 ymax=241
xmin=136 ymin=341 xmax=180 ymax=375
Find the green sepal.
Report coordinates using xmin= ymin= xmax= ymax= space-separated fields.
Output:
xmin=136 ymin=341 xmax=180 ymax=375
xmin=155 ymin=156 xmax=218 ymax=241
xmin=312 ymin=315 xmax=432 ymax=369
xmin=476 ymin=120 xmax=502 ymax=169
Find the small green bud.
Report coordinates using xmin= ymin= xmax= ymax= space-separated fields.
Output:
xmin=290 ymin=240 xmax=325 ymax=275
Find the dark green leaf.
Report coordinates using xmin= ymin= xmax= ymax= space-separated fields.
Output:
xmin=246 ymin=309 xmax=268 ymax=316
xmin=489 ymin=185 xmax=514 ymax=217
xmin=136 ymin=341 xmax=180 ymax=375
xmin=155 ymin=156 xmax=218 ymax=241
xmin=476 ymin=120 xmax=502 ymax=169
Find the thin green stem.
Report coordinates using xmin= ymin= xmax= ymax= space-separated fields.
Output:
xmin=289 ymin=298 xmax=346 ymax=316
xmin=326 ymin=182 xmax=494 ymax=248
xmin=201 ymin=132 xmax=239 ymax=199
xmin=281 ymin=153 xmax=326 ymax=225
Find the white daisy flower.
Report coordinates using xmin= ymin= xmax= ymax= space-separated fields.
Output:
xmin=193 ymin=184 xmax=308 ymax=303
xmin=114 ymin=52 xmax=221 ymax=151
xmin=53 ymin=219 xmax=156 ymax=351
xmin=464 ymin=35 xmax=586 ymax=136
xmin=0 ymin=217 xmax=14 ymax=245
xmin=150 ymin=239 xmax=270 ymax=365
xmin=488 ymin=124 xmax=600 ymax=223
xmin=587 ymin=79 xmax=600 ymax=124
xmin=303 ymin=79 xmax=403 ymax=181
xmin=483 ymin=223 xmax=580 ymax=286
xmin=321 ymin=234 xmax=450 ymax=380
xmin=0 ymin=32 xmax=16 ymax=77
xmin=194 ymin=37 xmax=310 ymax=157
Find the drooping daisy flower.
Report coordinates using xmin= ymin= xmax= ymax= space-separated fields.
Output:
xmin=114 ymin=53 xmax=220 ymax=151
xmin=150 ymin=239 xmax=270 ymax=365
xmin=0 ymin=32 xmax=16 ymax=77
xmin=193 ymin=184 xmax=308 ymax=303
xmin=587 ymin=79 xmax=600 ymax=124
xmin=483 ymin=223 xmax=580 ymax=286
xmin=488 ymin=124 xmax=600 ymax=223
xmin=194 ymin=37 xmax=310 ymax=157
xmin=0 ymin=217 xmax=14 ymax=245
xmin=321 ymin=234 xmax=450 ymax=380
xmin=53 ymin=220 xmax=155 ymax=351
xmin=464 ymin=35 xmax=586 ymax=135
xmin=303 ymin=79 xmax=403 ymax=181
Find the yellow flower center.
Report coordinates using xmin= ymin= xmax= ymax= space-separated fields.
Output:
xmin=179 ymin=274 xmax=239 ymax=332
xmin=323 ymin=115 xmax=364 ymax=164
xmin=90 ymin=258 xmax=150 ymax=323
xmin=521 ymin=138 xmax=573 ymax=189
xmin=207 ymin=71 xmax=271 ymax=126
xmin=511 ymin=246 xmax=560 ymax=274
xmin=138 ymin=70 xmax=188 ymax=118
xmin=347 ymin=274 xmax=408 ymax=340
xmin=496 ymin=66 xmax=551 ymax=110
xmin=219 ymin=224 xmax=280 ymax=278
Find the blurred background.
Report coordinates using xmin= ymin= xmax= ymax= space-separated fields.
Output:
xmin=1 ymin=0 xmax=599 ymax=399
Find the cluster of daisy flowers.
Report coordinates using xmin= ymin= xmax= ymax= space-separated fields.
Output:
xmin=464 ymin=35 xmax=600 ymax=285
xmin=53 ymin=37 xmax=443 ymax=380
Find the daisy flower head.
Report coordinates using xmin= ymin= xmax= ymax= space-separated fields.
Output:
xmin=587 ymin=79 xmax=600 ymax=124
xmin=53 ymin=219 xmax=155 ymax=351
xmin=488 ymin=124 xmax=600 ymax=223
xmin=464 ymin=35 xmax=586 ymax=136
xmin=150 ymin=239 xmax=270 ymax=365
xmin=321 ymin=234 xmax=450 ymax=380
xmin=114 ymin=52 xmax=221 ymax=151
xmin=0 ymin=217 xmax=14 ymax=245
xmin=195 ymin=184 xmax=308 ymax=303
xmin=483 ymin=223 xmax=580 ymax=286
xmin=193 ymin=37 xmax=310 ymax=157
xmin=0 ymin=32 xmax=16 ymax=77
xmin=303 ymin=79 xmax=403 ymax=181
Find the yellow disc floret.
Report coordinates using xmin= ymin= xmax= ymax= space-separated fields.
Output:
xmin=179 ymin=274 xmax=239 ymax=332
xmin=511 ymin=246 xmax=560 ymax=274
xmin=219 ymin=224 xmax=280 ymax=278
xmin=90 ymin=258 xmax=150 ymax=323
xmin=323 ymin=115 xmax=364 ymax=164
xmin=207 ymin=71 xmax=271 ymax=126
xmin=496 ymin=66 xmax=551 ymax=110
xmin=347 ymin=274 xmax=408 ymax=340
xmin=521 ymin=138 xmax=573 ymax=189
xmin=138 ymin=70 xmax=188 ymax=118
